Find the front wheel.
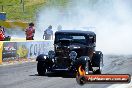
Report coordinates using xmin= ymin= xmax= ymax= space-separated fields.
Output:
xmin=92 ymin=51 xmax=103 ymax=74
xmin=37 ymin=61 xmax=46 ymax=76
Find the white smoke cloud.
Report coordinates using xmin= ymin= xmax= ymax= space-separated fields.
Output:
xmin=35 ymin=0 xmax=132 ymax=55
xmin=6 ymin=28 xmax=25 ymax=38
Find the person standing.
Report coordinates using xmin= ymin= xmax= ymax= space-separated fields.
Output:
xmin=43 ymin=25 xmax=53 ymax=40
xmin=0 ymin=26 xmax=5 ymax=41
xmin=25 ymin=23 xmax=35 ymax=40
xmin=57 ymin=25 xmax=62 ymax=31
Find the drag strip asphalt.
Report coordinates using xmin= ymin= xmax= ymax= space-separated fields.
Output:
xmin=0 ymin=55 xmax=132 ymax=88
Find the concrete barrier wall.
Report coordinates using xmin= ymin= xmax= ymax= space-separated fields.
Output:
xmin=0 ymin=40 xmax=54 ymax=64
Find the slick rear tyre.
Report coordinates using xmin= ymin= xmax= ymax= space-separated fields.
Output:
xmin=92 ymin=51 xmax=103 ymax=74
xmin=37 ymin=61 xmax=46 ymax=76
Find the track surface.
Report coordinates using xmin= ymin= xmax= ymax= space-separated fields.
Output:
xmin=0 ymin=55 xmax=132 ymax=88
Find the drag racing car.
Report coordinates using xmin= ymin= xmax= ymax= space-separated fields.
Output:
xmin=36 ymin=30 xmax=103 ymax=76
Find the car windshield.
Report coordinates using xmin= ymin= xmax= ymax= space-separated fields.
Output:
xmin=55 ymin=33 xmax=87 ymax=44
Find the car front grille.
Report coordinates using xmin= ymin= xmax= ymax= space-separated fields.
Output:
xmin=56 ymin=47 xmax=70 ymax=57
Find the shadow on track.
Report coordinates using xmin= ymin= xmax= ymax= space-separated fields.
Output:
xmin=29 ymin=71 xmax=76 ymax=78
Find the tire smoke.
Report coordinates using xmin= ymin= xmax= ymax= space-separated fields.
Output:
xmin=35 ymin=0 xmax=132 ymax=55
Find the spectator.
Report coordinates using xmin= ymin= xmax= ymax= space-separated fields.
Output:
xmin=43 ymin=25 xmax=53 ymax=40
xmin=57 ymin=25 xmax=62 ymax=31
xmin=0 ymin=26 xmax=5 ymax=41
xmin=0 ymin=26 xmax=5 ymax=33
xmin=25 ymin=22 xmax=35 ymax=40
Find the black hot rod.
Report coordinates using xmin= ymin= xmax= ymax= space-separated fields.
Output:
xmin=36 ymin=30 xmax=103 ymax=76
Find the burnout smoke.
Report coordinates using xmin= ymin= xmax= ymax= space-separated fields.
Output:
xmin=35 ymin=0 xmax=132 ymax=55
xmin=6 ymin=28 xmax=25 ymax=38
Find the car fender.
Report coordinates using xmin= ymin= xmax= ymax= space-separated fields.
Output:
xmin=92 ymin=51 xmax=103 ymax=67
xmin=36 ymin=54 xmax=47 ymax=61
xmin=36 ymin=54 xmax=53 ymax=68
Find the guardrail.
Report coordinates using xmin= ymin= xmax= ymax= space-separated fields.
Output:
xmin=0 ymin=40 xmax=54 ymax=64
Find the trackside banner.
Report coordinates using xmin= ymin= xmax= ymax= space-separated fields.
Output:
xmin=1 ymin=41 xmax=54 ymax=63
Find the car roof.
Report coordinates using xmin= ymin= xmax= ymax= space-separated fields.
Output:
xmin=55 ymin=30 xmax=96 ymax=35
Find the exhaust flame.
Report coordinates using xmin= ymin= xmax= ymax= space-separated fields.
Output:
xmin=78 ymin=65 xmax=85 ymax=76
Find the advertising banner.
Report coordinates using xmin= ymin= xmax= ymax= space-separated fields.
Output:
xmin=16 ymin=42 xmax=28 ymax=59
xmin=26 ymin=41 xmax=54 ymax=58
xmin=2 ymin=41 xmax=54 ymax=62
xmin=2 ymin=42 xmax=17 ymax=62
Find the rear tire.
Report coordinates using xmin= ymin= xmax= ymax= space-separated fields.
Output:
xmin=92 ymin=51 xmax=103 ymax=74
xmin=37 ymin=61 xmax=46 ymax=76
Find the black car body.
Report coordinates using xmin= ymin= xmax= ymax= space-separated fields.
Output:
xmin=36 ymin=30 xmax=103 ymax=75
